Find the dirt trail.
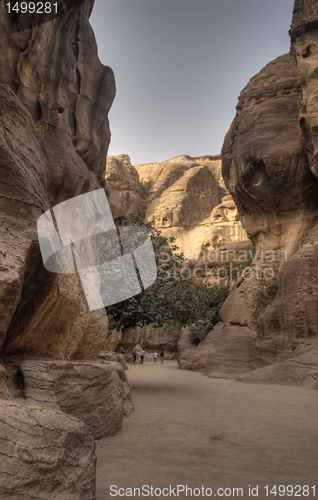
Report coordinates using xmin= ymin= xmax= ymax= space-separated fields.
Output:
xmin=96 ymin=360 xmax=318 ymax=500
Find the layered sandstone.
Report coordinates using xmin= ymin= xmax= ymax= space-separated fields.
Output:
xmin=0 ymin=400 xmax=96 ymax=499
xmin=19 ymin=360 xmax=134 ymax=439
xmin=220 ymin=50 xmax=317 ymax=367
xmin=220 ymin=51 xmax=318 ymax=356
xmin=105 ymin=154 xmax=249 ymax=286
xmin=179 ymin=2 xmax=318 ymax=380
xmin=0 ymin=3 xmax=137 ymax=496
xmin=105 ymin=155 xmax=145 ymax=223
xmin=0 ymin=0 xmax=114 ymax=360
xmin=135 ymin=155 xmax=248 ymax=261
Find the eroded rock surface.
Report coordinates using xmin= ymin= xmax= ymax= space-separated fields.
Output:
xmin=236 ymin=349 xmax=318 ymax=389
xmin=135 ymin=155 xmax=248 ymax=261
xmin=178 ymin=323 xmax=257 ymax=377
xmin=18 ymin=360 xmax=134 ymax=439
xmin=0 ymin=0 xmax=114 ymax=360
xmin=104 ymin=323 xmax=179 ymax=357
xmin=0 ymin=400 xmax=96 ymax=500
xmin=181 ymin=3 xmax=318 ymax=382
xmin=105 ymin=154 xmax=249 ymax=286
xmin=0 ymin=366 xmax=9 ymax=399
xmin=0 ymin=3 xmax=137 ymax=496
xmin=220 ymin=51 xmax=318 ymax=366
xmin=105 ymin=155 xmax=145 ymax=223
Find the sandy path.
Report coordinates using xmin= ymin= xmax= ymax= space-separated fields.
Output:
xmin=96 ymin=360 xmax=318 ymax=500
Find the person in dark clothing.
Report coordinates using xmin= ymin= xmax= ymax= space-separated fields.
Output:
xmin=132 ymin=349 xmax=137 ymax=365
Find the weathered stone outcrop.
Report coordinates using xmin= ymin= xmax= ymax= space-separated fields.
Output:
xmin=0 ymin=366 xmax=9 ymax=399
xmin=18 ymin=360 xmax=134 ymax=439
xmin=135 ymin=155 xmax=248 ymax=261
xmin=178 ymin=323 xmax=257 ymax=377
xmin=99 ymin=351 xmax=129 ymax=370
xmin=0 ymin=4 xmax=138 ymax=496
xmin=105 ymin=155 xmax=145 ymax=223
xmin=106 ymin=154 xmax=249 ymax=286
xmin=0 ymin=0 xmax=114 ymax=360
xmin=179 ymin=2 xmax=318 ymax=382
xmin=236 ymin=349 xmax=318 ymax=389
xmin=187 ymin=1 xmax=318 ymax=382
xmin=221 ymin=51 xmax=318 ymax=364
xmin=0 ymin=400 xmax=96 ymax=499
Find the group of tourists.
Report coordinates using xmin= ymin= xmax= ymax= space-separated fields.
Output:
xmin=120 ymin=347 xmax=164 ymax=365
xmin=152 ymin=349 xmax=164 ymax=364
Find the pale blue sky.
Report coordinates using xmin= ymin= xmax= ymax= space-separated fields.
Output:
xmin=90 ymin=0 xmax=295 ymax=165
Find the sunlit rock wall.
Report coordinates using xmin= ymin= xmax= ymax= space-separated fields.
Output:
xmin=105 ymin=154 xmax=249 ymax=287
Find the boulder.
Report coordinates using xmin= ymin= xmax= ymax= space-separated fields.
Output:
xmin=18 ymin=360 xmax=134 ymax=439
xmin=99 ymin=351 xmax=128 ymax=370
xmin=177 ymin=322 xmax=257 ymax=377
xmin=177 ymin=327 xmax=202 ymax=371
xmin=0 ymin=400 xmax=96 ymax=499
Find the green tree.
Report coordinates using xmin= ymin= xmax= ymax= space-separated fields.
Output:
xmin=106 ymin=214 xmax=229 ymax=338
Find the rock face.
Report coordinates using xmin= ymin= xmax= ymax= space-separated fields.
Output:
xmin=0 ymin=0 xmax=114 ymax=361
xmin=0 ymin=400 xmax=96 ymax=499
xmin=183 ymin=2 xmax=318 ymax=382
xmin=0 ymin=3 xmax=137 ymax=497
xmin=135 ymin=155 xmax=248 ymax=262
xmin=222 ymin=49 xmax=318 ymax=361
xmin=236 ymin=349 xmax=318 ymax=389
xmin=178 ymin=323 xmax=257 ymax=376
xmin=105 ymin=155 xmax=145 ymax=223
xmin=105 ymin=154 xmax=249 ymax=286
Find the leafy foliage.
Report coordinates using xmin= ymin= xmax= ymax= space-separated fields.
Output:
xmin=106 ymin=214 xmax=229 ymax=337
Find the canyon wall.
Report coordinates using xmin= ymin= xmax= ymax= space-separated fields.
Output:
xmin=104 ymin=155 xmax=250 ymax=357
xmin=0 ymin=3 xmax=136 ymax=497
xmin=179 ymin=0 xmax=318 ymax=383
xmin=0 ymin=0 xmax=113 ymax=361
xmin=105 ymin=154 xmax=249 ymax=286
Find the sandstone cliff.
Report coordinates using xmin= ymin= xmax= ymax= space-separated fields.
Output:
xmin=0 ymin=0 xmax=114 ymax=361
xmin=105 ymin=154 xmax=249 ymax=286
xmin=103 ymin=154 xmax=250 ymax=356
xmin=105 ymin=154 xmax=145 ymax=223
xmin=0 ymin=3 xmax=136 ymax=497
xmin=135 ymin=155 xmax=248 ymax=261
xmin=180 ymin=0 xmax=318 ymax=384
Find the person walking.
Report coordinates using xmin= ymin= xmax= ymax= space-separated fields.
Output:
xmin=120 ymin=347 xmax=125 ymax=355
xmin=153 ymin=350 xmax=158 ymax=364
xmin=160 ymin=349 xmax=164 ymax=364
xmin=132 ymin=349 xmax=137 ymax=365
xmin=140 ymin=348 xmax=145 ymax=364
